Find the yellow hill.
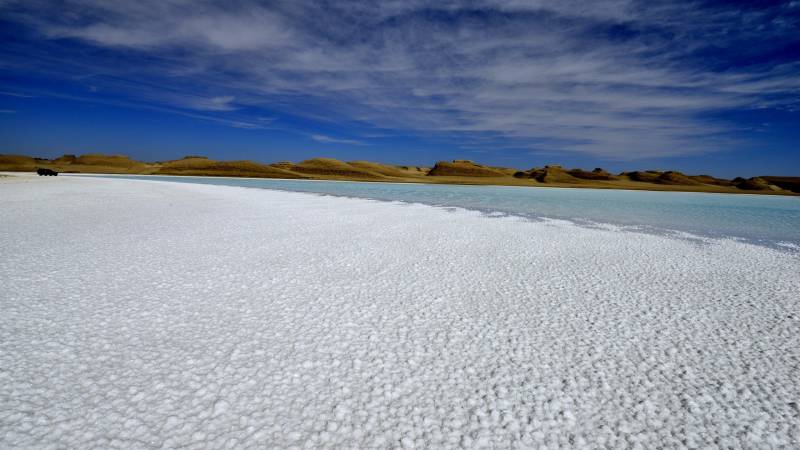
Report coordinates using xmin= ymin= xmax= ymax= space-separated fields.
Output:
xmin=73 ymin=153 xmax=143 ymax=168
xmin=0 ymin=154 xmax=37 ymax=171
xmin=689 ymin=175 xmax=733 ymax=186
xmin=760 ymin=176 xmax=800 ymax=193
xmin=270 ymin=161 xmax=296 ymax=170
xmin=736 ymin=177 xmax=783 ymax=191
xmin=623 ymin=171 xmax=662 ymax=183
xmin=514 ymin=165 xmax=586 ymax=183
xmin=654 ymin=171 xmax=702 ymax=186
xmin=428 ymin=160 xmax=509 ymax=177
xmin=156 ymin=157 xmax=306 ymax=179
xmin=348 ymin=161 xmax=425 ymax=178
xmin=291 ymin=158 xmax=385 ymax=179
xmin=567 ymin=168 xmax=616 ymax=180
xmin=0 ymin=152 xmax=795 ymax=196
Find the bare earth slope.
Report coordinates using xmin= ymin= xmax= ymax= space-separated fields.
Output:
xmin=428 ymin=160 xmax=510 ymax=177
xmin=348 ymin=160 xmax=426 ymax=178
xmin=761 ymin=176 xmax=800 ymax=193
xmin=1 ymin=175 xmax=798 ymax=447
xmin=156 ymin=157 xmax=307 ymax=179
xmin=289 ymin=158 xmax=386 ymax=179
xmin=0 ymin=154 xmax=38 ymax=171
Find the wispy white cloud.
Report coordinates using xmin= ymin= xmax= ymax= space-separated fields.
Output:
xmin=0 ymin=86 xmax=272 ymax=129
xmin=182 ymin=95 xmax=237 ymax=112
xmin=0 ymin=91 xmax=35 ymax=98
xmin=0 ymin=109 xmax=16 ymax=113
xmin=310 ymin=134 xmax=366 ymax=145
xmin=1 ymin=0 xmax=797 ymax=158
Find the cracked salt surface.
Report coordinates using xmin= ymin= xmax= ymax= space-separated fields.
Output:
xmin=1 ymin=176 xmax=799 ymax=448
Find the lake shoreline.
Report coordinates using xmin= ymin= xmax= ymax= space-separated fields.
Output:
xmin=61 ymin=171 xmax=800 ymax=197
xmin=60 ymin=172 xmax=800 ymax=247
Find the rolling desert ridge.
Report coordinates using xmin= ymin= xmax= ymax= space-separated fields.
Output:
xmin=1 ymin=153 xmax=798 ymax=195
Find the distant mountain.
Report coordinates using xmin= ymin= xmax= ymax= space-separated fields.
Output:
xmin=1 ymin=154 xmax=796 ymax=196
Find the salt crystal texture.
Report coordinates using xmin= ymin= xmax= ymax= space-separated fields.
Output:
xmin=1 ymin=175 xmax=798 ymax=448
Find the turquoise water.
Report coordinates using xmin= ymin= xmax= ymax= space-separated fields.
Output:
xmin=88 ymin=175 xmax=800 ymax=246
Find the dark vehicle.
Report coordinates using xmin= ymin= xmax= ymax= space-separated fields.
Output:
xmin=37 ymin=168 xmax=58 ymax=176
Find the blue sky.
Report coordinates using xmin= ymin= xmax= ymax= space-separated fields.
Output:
xmin=1 ymin=0 xmax=798 ymax=177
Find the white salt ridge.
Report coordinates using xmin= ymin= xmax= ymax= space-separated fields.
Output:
xmin=777 ymin=241 xmax=800 ymax=252
xmin=1 ymin=176 xmax=799 ymax=448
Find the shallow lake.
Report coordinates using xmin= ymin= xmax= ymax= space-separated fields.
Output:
xmin=84 ymin=175 xmax=800 ymax=247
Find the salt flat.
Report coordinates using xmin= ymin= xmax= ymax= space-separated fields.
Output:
xmin=1 ymin=175 xmax=798 ymax=448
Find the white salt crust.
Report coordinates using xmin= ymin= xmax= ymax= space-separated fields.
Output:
xmin=1 ymin=175 xmax=798 ymax=448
